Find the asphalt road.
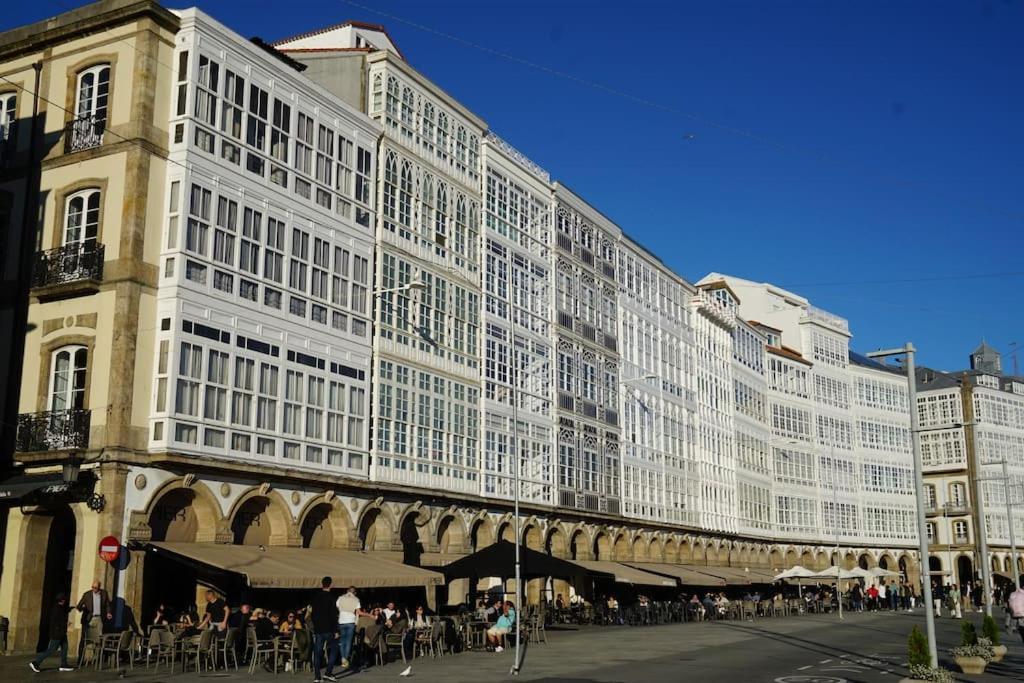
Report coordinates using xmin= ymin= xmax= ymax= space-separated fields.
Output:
xmin=5 ymin=609 xmax=1023 ymax=682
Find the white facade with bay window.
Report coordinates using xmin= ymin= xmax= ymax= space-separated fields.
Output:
xmin=150 ymin=10 xmax=378 ymax=478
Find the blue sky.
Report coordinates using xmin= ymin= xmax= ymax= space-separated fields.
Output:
xmin=9 ymin=1 xmax=1023 ymax=371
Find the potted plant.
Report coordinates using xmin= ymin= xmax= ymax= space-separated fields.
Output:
xmin=982 ymin=614 xmax=1007 ymax=662
xmin=950 ymin=622 xmax=993 ymax=675
xmin=900 ymin=626 xmax=953 ymax=683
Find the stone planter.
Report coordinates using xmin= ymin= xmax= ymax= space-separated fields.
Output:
xmin=954 ymin=655 xmax=987 ymax=674
xmin=991 ymin=644 xmax=1007 ymax=662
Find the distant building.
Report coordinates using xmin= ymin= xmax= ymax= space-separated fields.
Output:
xmin=916 ymin=343 xmax=1024 ymax=587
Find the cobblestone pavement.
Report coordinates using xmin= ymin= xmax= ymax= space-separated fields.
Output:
xmin=3 ymin=610 xmax=1022 ymax=682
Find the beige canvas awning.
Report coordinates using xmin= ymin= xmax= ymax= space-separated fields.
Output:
xmin=624 ymin=562 xmax=726 ymax=587
xmin=148 ymin=542 xmax=444 ymax=589
xmin=680 ymin=565 xmax=776 ymax=585
xmin=571 ymin=560 xmax=677 ymax=587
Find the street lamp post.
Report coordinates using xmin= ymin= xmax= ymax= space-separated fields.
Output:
xmin=963 ymin=419 xmax=994 ymax=617
xmin=867 ymin=344 xmax=937 ymax=668
xmin=828 ymin=446 xmax=843 ymax=621
xmin=1002 ymin=461 xmax=1021 ymax=591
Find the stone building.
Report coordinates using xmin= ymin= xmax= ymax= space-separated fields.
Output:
xmin=916 ymin=346 xmax=1024 ymax=586
xmin=0 ymin=1 xmax=923 ymax=653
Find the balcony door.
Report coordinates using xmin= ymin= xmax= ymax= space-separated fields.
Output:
xmin=63 ymin=189 xmax=100 ymax=252
xmin=48 ymin=346 xmax=87 ymax=413
xmin=75 ymin=65 xmax=109 ymax=123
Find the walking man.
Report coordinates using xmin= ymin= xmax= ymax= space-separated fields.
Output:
xmin=75 ymin=580 xmax=110 ymax=665
xmin=30 ymin=593 xmax=74 ymax=673
xmin=310 ymin=576 xmax=339 ymax=683
xmin=335 ymin=586 xmax=366 ymax=670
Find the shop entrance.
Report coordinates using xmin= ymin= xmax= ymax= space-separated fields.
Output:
xmin=37 ymin=505 xmax=76 ymax=652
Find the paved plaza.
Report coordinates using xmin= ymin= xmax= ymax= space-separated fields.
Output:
xmin=3 ymin=611 xmax=1023 ymax=683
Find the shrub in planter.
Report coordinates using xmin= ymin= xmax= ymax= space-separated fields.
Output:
xmin=900 ymin=626 xmax=953 ymax=683
xmin=908 ymin=626 xmax=930 ymax=668
xmin=950 ymin=635 xmax=994 ymax=675
xmin=982 ymin=614 xmax=1007 ymax=662
xmin=906 ymin=664 xmax=954 ymax=683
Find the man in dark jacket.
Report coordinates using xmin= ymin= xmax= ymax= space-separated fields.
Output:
xmin=310 ymin=576 xmax=340 ymax=682
xmin=30 ymin=594 xmax=73 ymax=672
xmin=75 ymin=580 xmax=111 ymax=665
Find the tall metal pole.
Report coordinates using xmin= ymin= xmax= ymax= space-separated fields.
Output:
xmin=965 ymin=417 xmax=993 ymax=616
xmin=832 ymin=448 xmax=843 ymax=621
xmin=509 ymin=280 xmax=522 ymax=676
xmin=905 ymin=345 xmax=938 ymax=668
xmin=1003 ymin=460 xmax=1021 ymax=591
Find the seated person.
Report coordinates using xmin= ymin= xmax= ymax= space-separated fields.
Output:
xmin=485 ymin=602 xmax=515 ymax=652
xmin=254 ymin=612 xmax=280 ymax=641
xmin=279 ymin=611 xmax=302 ymax=635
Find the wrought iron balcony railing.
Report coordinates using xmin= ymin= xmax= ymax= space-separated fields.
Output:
xmin=943 ymin=502 xmax=971 ymax=516
xmin=31 ymin=243 xmax=104 ymax=289
xmin=64 ymin=114 xmax=105 ymax=153
xmin=16 ymin=409 xmax=91 ymax=452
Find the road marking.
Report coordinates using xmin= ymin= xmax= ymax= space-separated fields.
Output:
xmin=819 ymin=659 xmax=832 ymax=664
xmin=798 ymin=665 xmax=813 ymax=670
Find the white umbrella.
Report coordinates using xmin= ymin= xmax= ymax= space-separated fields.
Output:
xmin=809 ymin=567 xmax=860 ymax=580
xmin=772 ymin=565 xmax=818 ymax=582
xmin=869 ymin=567 xmax=900 ymax=578
xmin=848 ymin=567 xmax=875 ymax=580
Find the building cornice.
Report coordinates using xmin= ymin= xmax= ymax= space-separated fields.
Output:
xmin=0 ymin=0 xmax=179 ymax=62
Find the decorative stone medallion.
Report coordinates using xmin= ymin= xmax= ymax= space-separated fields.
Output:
xmin=133 ymin=474 xmax=147 ymax=490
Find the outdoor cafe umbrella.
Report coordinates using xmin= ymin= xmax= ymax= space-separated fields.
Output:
xmin=773 ymin=565 xmax=818 ymax=598
xmin=869 ymin=567 xmax=901 ymax=579
xmin=441 ymin=540 xmax=604 ymax=585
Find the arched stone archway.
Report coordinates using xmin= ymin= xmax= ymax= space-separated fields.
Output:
xmin=784 ymin=548 xmax=798 ymax=567
xmin=593 ymin=531 xmax=611 ymax=561
xmin=399 ymin=510 xmax=430 ymax=566
xmin=677 ymin=539 xmax=692 ymax=563
xmin=647 ymin=538 xmax=665 ymax=563
xmin=497 ymin=521 xmax=515 ymax=543
xmin=568 ymin=529 xmax=588 ymax=561
xmin=546 ymin=526 xmax=568 ymax=559
xmin=470 ymin=516 xmax=495 ymax=551
xmin=858 ymin=553 xmax=876 ymax=570
xmin=299 ymin=500 xmax=356 ymax=550
xmin=768 ymin=548 xmax=783 ymax=571
xmin=800 ymin=550 xmax=815 ymax=568
xmin=136 ymin=480 xmax=224 ymax=543
xmin=632 ymin=535 xmax=649 ymax=562
xmin=436 ymin=514 xmax=468 ymax=555
xmin=229 ymin=492 xmax=294 ymax=546
xmin=357 ymin=504 xmax=396 ymax=552
xmin=523 ymin=524 xmax=543 ymax=551
xmin=612 ymin=534 xmax=631 ymax=561
xmin=843 ymin=552 xmax=857 ymax=570
xmin=663 ymin=538 xmax=679 ymax=564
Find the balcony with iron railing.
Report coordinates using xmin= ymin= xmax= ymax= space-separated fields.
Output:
xmin=943 ymin=501 xmax=971 ymax=516
xmin=16 ymin=409 xmax=91 ymax=453
xmin=64 ymin=114 xmax=105 ymax=153
xmin=31 ymin=243 xmax=104 ymax=300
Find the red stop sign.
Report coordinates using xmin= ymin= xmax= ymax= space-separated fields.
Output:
xmin=98 ymin=536 xmax=120 ymax=563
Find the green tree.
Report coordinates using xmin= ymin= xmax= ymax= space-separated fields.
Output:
xmin=960 ymin=620 xmax=978 ymax=646
xmin=908 ymin=626 xmax=930 ymax=668
xmin=981 ymin=614 xmax=1000 ymax=646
